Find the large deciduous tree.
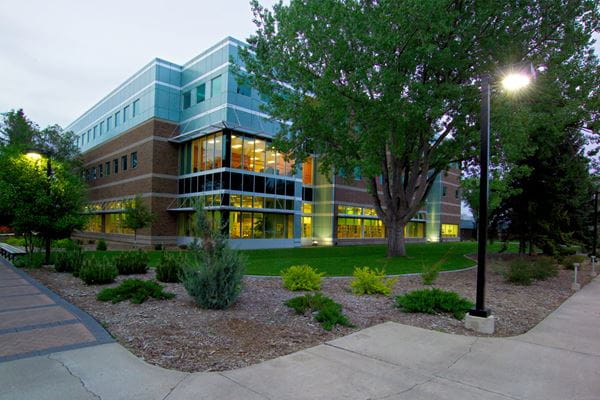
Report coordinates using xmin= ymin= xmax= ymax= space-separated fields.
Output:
xmin=239 ymin=0 xmax=597 ymax=256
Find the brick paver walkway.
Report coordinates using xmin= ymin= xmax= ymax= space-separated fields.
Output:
xmin=0 ymin=257 xmax=112 ymax=362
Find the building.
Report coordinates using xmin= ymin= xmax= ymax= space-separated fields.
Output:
xmin=69 ymin=37 xmax=461 ymax=249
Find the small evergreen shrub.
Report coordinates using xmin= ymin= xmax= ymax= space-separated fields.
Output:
xmin=561 ymin=255 xmax=585 ymax=270
xmin=54 ymin=246 xmax=84 ymax=274
xmin=97 ymin=279 xmax=174 ymax=304
xmin=180 ymin=205 xmax=245 ymax=309
xmin=114 ymin=250 xmax=149 ymax=275
xmin=5 ymin=237 xmax=26 ymax=247
xmin=96 ymin=238 xmax=107 ymax=251
xmin=53 ymin=239 xmax=74 ymax=249
xmin=350 ymin=267 xmax=396 ymax=296
xmin=156 ymin=251 xmax=183 ymax=283
xmin=285 ymin=293 xmax=353 ymax=331
xmin=505 ymin=258 xmax=534 ymax=285
xmin=396 ymin=289 xmax=473 ymax=320
xmin=79 ymin=258 xmax=118 ymax=285
xmin=421 ymin=259 xmax=444 ymax=285
xmin=531 ymin=256 xmax=559 ymax=280
xmin=281 ymin=265 xmax=324 ymax=291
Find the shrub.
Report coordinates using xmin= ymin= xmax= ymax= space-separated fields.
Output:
xmin=181 ymin=246 xmax=245 ymax=309
xmin=114 ymin=250 xmax=149 ymax=275
xmin=5 ymin=237 xmax=26 ymax=247
xmin=350 ymin=267 xmax=396 ymax=296
xmin=156 ymin=251 xmax=183 ymax=283
xmin=88 ymin=240 xmax=95 ymax=245
xmin=531 ymin=256 xmax=559 ymax=280
xmin=180 ymin=204 xmax=245 ymax=309
xmin=561 ymin=255 xmax=586 ymax=270
xmin=396 ymin=289 xmax=473 ymax=320
xmin=96 ymin=238 xmax=107 ymax=251
xmin=53 ymin=239 xmax=75 ymax=249
xmin=54 ymin=246 xmax=84 ymax=274
xmin=13 ymin=253 xmax=46 ymax=269
xmin=505 ymin=258 xmax=534 ymax=285
xmin=285 ymin=293 xmax=353 ymax=331
xmin=421 ymin=259 xmax=444 ymax=285
xmin=179 ymin=244 xmax=188 ymax=250
xmin=79 ymin=258 xmax=118 ymax=285
xmin=281 ymin=265 xmax=324 ymax=291
xmin=154 ymin=243 xmax=163 ymax=251
xmin=97 ymin=279 xmax=174 ymax=304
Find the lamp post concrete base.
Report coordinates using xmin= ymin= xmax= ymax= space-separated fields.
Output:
xmin=464 ymin=313 xmax=495 ymax=334
xmin=571 ymin=282 xmax=581 ymax=291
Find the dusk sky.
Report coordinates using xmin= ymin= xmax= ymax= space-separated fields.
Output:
xmin=0 ymin=0 xmax=279 ymax=128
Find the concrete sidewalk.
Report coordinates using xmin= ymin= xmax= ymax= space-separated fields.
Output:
xmin=1 ymin=272 xmax=598 ymax=399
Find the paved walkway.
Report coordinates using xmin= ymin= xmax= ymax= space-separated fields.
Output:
xmin=1 ymin=259 xmax=599 ymax=400
xmin=0 ymin=258 xmax=112 ymax=362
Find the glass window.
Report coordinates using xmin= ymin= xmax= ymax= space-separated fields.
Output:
xmin=192 ymin=139 xmax=200 ymax=172
xmin=253 ymin=138 xmax=266 ymax=172
xmin=231 ymin=172 xmax=242 ymax=190
xmin=254 ymin=196 xmax=265 ymax=208
xmin=243 ymin=174 xmax=254 ymax=192
xmin=105 ymin=162 xmax=110 ymax=176
xmin=214 ymin=132 xmax=223 ymax=168
xmin=123 ymin=106 xmax=129 ymax=122
xmin=99 ymin=121 xmax=104 ymax=136
xmin=205 ymin=135 xmax=215 ymax=170
xmin=265 ymin=177 xmax=276 ymax=194
xmin=255 ymin=175 xmax=265 ymax=193
xmin=230 ymin=194 xmax=241 ymax=207
xmin=121 ymin=155 xmax=128 ymax=171
xmin=92 ymin=167 xmax=97 ymax=180
xmin=337 ymin=218 xmax=362 ymax=239
xmin=131 ymin=152 xmax=138 ymax=169
xmin=265 ymin=145 xmax=276 ymax=174
xmin=286 ymin=214 xmax=294 ymax=238
xmin=276 ymin=179 xmax=286 ymax=195
xmin=93 ymin=126 xmax=97 ymax=139
xmin=229 ymin=212 xmax=241 ymax=238
xmin=241 ymin=212 xmax=252 ymax=238
xmin=442 ymin=186 xmax=447 ymax=197
xmin=243 ymin=137 xmax=254 ymax=171
xmin=275 ymin=152 xmax=285 ymax=175
xmin=107 ymin=116 xmax=112 ymax=131
xmin=211 ymin=75 xmax=222 ymax=97
xmin=338 ymin=205 xmax=363 ymax=215
xmin=242 ymin=195 xmax=253 ymax=208
xmin=231 ymin=135 xmax=243 ymax=169
xmin=265 ymin=197 xmax=275 ymax=209
xmin=87 ymin=130 xmax=91 ymax=142
xmin=98 ymin=164 xmax=103 ymax=178
xmin=364 ymin=219 xmax=384 ymax=238
xmin=441 ymin=223 xmax=458 ymax=237
xmin=183 ymin=91 xmax=191 ymax=109
xmin=303 ymin=203 xmax=313 ymax=214
xmin=196 ymin=83 xmax=206 ymax=103
xmin=133 ymin=99 xmax=140 ymax=117
xmin=364 ymin=208 xmax=377 ymax=216
xmin=302 ymin=157 xmax=313 ymax=185
xmin=115 ymin=111 xmax=120 ymax=127
xmin=237 ymin=82 xmax=251 ymax=96
xmin=113 ymin=159 xmax=118 ymax=174
xmin=302 ymin=216 xmax=312 ymax=238
xmin=253 ymin=212 xmax=264 ymax=238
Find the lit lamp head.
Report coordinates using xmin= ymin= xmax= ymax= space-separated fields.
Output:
xmin=25 ymin=151 xmax=42 ymax=160
xmin=501 ymin=62 xmax=536 ymax=92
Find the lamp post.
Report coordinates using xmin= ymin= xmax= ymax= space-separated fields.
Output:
xmin=25 ymin=148 xmax=53 ymax=265
xmin=465 ymin=63 xmax=535 ymax=332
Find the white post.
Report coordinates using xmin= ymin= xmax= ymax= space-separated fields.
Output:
xmin=591 ymin=256 xmax=597 ymax=278
xmin=571 ymin=263 xmax=581 ymax=291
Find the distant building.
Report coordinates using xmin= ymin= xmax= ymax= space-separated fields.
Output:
xmin=460 ymin=218 xmax=476 ymax=241
xmin=68 ymin=37 xmax=461 ymax=248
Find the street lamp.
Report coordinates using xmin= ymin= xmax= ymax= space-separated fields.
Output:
xmin=466 ymin=63 xmax=536 ymax=333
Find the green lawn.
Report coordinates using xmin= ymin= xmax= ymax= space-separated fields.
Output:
xmin=86 ymin=241 xmax=515 ymax=276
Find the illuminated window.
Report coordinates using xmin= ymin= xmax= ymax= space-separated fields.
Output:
xmin=214 ymin=132 xmax=223 ymax=168
xmin=253 ymin=212 xmax=264 ymax=238
xmin=338 ymin=205 xmax=362 ymax=215
xmin=243 ymin=137 xmax=254 ymax=171
xmin=276 ymin=152 xmax=285 ymax=175
xmin=241 ymin=212 xmax=253 ymax=238
xmin=337 ymin=218 xmax=362 ymax=238
xmin=229 ymin=212 xmax=241 ymax=239
xmin=302 ymin=157 xmax=313 ymax=185
xmin=253 ymin=139 xmax=266 ymax=172
xmin=265 ymin=145 xmax=277 ymax=174
xmin=302 ymin=203 xmax=313 ymax=214
xmin=364 ymin=208 xmax=377 ymax=216
xmin=230 ymin=194 xmax=241 ymax=207
xmin=84 ymin=214 xmax=103 ymax=233
xmin=231 ymin=135 xmax=243 ymax=169
xmin=364 ymin=219 xmax=384 ymax=238
xmin=302 ymin=216 xmax=312 ymax=238
xmin=241 ymin=195 xmax=253 ymax=208
xmin=405 ymin=222 xmax=425 ymax=238
xmin=441 ymin=223 xmax=459 ymax=237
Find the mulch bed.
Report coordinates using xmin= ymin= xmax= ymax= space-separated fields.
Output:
xmin=26 ymin=256 xmax=594 ymax=372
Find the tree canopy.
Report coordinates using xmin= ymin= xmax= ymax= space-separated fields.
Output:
xmin=240 ymin=0 xmax=598 ymax=256
xmin=123 ymin=195 xmax=155 ymax=244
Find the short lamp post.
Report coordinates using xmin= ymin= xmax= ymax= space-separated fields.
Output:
xmin=25 ymin=148 xmax=53 ymax=265
xmin=465 ymin=63 xmax=536 ymax=334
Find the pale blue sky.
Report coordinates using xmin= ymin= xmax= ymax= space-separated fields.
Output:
xmin=0 ymin=0 xmax=279 ymax=128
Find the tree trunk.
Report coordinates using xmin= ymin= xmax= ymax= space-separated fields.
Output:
xmin=45 ymin=237 xmax=51 ymax=265
xmin=386 ymin=223 xmax=406 ymax=257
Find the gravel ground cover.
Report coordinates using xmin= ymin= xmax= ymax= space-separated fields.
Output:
xmin=26 ymin=256 xmax=594 ymax=372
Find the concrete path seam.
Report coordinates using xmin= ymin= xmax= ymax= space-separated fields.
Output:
xmin=47 ymin=354 xmax=102 ymax=400
xmin=431 ymin=374 xmax=523 ymax=400
xmin=161 ymin=373 xmax=191 ymax=400
xmin=0 ymin=319 xmax=80 ymax=335
xmin=217 ymin=372 xmax=273 ymax=400
xmin=507 ymin=336 xmax=600 ymax=359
